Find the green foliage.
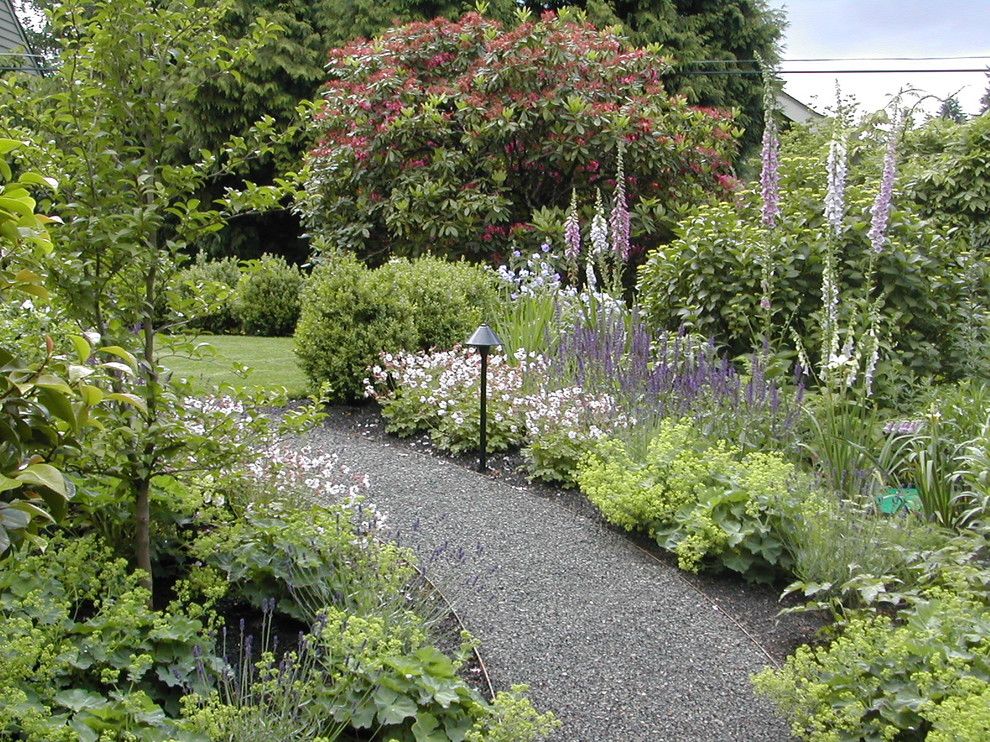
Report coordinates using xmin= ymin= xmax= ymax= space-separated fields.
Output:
xmin=466 ymin=685 xmax=562 ymax=742
xmin=0 ymin=534 xmax=215 ymax=740
xmin=171 ymin=254 xmax=241 ymax=335
xmin=578 ymin=0 xmax=783 ymax=155
xmin=577 ymin=420 xmax=799 ymax=580
xmin=295 ymin=255 xmax=502 ymax=401
xmin=637 ymin=123 xmax=981 ymax=382
xmin=753 ymin=586 xmax=990 ymax=741
xmin=0 ymin=0 xmax=292 ymax=589
xmin=295 ymin=254 xmax=416 ymax=401
xmin=780 ymin=492 xmax=949 ymax=618
xmin=234 ymin=254 xmax=304 ymax=337
xmin=0 ymin=145 xmax=129 ymax=554
xmin=381 ymin=257 xmax=502 ymax=352
xmin=301 ymin=9 xmax=739 ymax=263
xmin=905 ymin=112 xmax=990 ymax=253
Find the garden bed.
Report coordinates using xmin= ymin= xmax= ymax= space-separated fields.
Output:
xmin=321 ymin=400 xmax=826 ymax=665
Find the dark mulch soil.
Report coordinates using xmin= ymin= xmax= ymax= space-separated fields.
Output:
xmin=322 ymin=401 xmax=827 ymax=666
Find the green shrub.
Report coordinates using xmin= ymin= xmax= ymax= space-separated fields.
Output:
xmin=577 ymin=420 xmax=800 ymax=580
xmin=636 ymin=125 xmax=981 ymax=384
xmin=381 ymin=256 xmax=501 ymax=351
xmin=295 ymin=254 xmax=502 ymax=402
xmin=171 ymin=253 xmax=241 ymax=334
xmin=235 ymin=253 xmax=305 ymax=337
xmin=295 ymin=254 xmax=416 ymax=401
xmin=753 ymin=586 xmax=990 ymax=741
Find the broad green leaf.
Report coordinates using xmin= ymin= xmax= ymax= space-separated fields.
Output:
xmin=97 ymin=346 xmax=138 ymax=370
xmin=105 ymin=392 xmax=147 ymax=413
xmin=70 ymin=335 xmax=92 ymax=364
xmin=15 ymin=463 xmax=67 ymax=496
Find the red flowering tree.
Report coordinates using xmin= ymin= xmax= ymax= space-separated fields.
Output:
xmin=300 ymin=8 xmax=741 ymax=262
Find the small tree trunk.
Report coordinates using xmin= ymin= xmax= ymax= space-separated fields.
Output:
xmin=135 ymin=477 xmax=153 ymax=605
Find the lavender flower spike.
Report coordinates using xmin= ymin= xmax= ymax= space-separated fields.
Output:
xmin=868 ymin=107 xmax=902 ymax=254
xmin=609 ymin=145 xmax=631 ymax=261
xmin=564 ymin=189 xmax=581 ymax=262
xmin=590 ymin=189 xmax=609 ymax=257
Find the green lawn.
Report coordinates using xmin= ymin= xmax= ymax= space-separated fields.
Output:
xmin=160 ymin=335 xmax=310 ymax=398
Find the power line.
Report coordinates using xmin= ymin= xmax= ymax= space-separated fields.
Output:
xmin=676 ymin=55 xmax=990 ymax=65
xmin=679 ymin=69 xmax=988 ymax=76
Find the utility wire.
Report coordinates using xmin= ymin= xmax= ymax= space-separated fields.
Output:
xmin=678 ymin=68 xmax=988 ymax=75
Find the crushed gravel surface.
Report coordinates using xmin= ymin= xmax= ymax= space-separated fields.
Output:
xmin=304 ymin=412 xmax=799 ymax=742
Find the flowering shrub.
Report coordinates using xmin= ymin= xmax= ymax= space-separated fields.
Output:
xmin=522 ymin=385 xmax=629 ymax=486
xmin=301 ymin=9 xmax=738 ymax=262
xmin=577 ymin=420 xmax=800 ymax=581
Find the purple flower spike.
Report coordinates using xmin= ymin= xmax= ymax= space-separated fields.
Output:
xmin=610 ymin=145 xmax=631 ymax=260
xmin=759 ymin=69 xmax=781 ymax=229
xmin=868 ymin=108 xmax=902 ymax=254
xmin=564 ymin=189 xmax=581 ymax=262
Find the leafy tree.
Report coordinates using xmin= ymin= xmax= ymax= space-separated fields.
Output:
xmin=905 ymin=112 xmax=990 ymax=254
xmin=533 ymin=1 xmax=783 ymax=154
xmin=301 ymin=8 xmax=740 ymax=263
xmin=0 ymin=0 xmax=294 ymax=598
xmin=938 ymin=95 xmax=967 ymax=124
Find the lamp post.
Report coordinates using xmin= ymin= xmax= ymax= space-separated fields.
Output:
xmin=465 ymin=323 xmax=503 ymax=473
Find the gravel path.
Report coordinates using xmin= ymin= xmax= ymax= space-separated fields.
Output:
xmin=306 ymin=423 xmax=792 ymax=742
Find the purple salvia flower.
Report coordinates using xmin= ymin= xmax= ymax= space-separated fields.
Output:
xmin=868 ymin=108 xmax=902 ymax=254
xmin=590 ymin=189 xmax=609 ymax=256
xmin=564 ymin=189 xmax=581 ymax=263
xmin=609 ymin=145 xmax=631 ymax=260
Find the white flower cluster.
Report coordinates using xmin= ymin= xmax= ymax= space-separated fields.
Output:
xmin=248 ymin=442 xmax=370 ymax=502
xmin=520 ymin=385 xmax=631 ymax=441
xmin=496 ymin=249 xmax=563 ymax=300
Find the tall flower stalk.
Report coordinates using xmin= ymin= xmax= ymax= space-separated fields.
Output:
xmin=868 ymin=106 xmax=902 ymax=256
xmin=609 ymin=143 xmax=631 ymax=264
xmin=564 ymin=189 xmax=581 ymax=285
xmin=758 ymin=64 xmax=780 ymax=349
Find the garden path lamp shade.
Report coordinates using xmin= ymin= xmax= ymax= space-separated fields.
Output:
xmin=466 ymin=324 xmax=503 ymax=473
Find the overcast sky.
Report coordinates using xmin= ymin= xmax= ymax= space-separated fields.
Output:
xmin=767 ymin=0 xmax=990 ymax=117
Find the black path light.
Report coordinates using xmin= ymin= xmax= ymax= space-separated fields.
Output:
xmin=465 ymin=323 xmax=503 ymax=473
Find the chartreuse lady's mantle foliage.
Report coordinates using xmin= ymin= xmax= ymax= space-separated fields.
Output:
xmin=301 ymin=8 xmax=740 ymax=262
xmin=578 ymin=420 xmax=799 ymax=580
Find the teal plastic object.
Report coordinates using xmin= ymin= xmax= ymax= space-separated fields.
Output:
xmin=876 ymin=487 xmax=921 ymax=514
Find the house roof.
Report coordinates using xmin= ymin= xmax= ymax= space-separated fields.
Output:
xmin=776 ymin=90 xmax=825 ymax=126
xmin=0 ymin=0 xmax=43 ymax=75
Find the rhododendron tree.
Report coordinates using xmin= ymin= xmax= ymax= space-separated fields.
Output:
xmin=301 ymin=9 xmax=740 ymax=263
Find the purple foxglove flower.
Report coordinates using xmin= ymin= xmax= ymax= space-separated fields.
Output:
xmin=610 ymin=146 xmax=631 ymax=260
xmin=868 ymin=108 xmax=902 ymax=254
xmin=564 ymin=189 xmax=581 ymax=262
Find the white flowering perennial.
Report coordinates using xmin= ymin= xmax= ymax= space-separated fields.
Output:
xmin=521 ymin=385 xmax=631 ymax=441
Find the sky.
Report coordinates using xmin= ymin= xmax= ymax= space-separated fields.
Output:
xmin=767 ymin=0 xmax=990 ymax=117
